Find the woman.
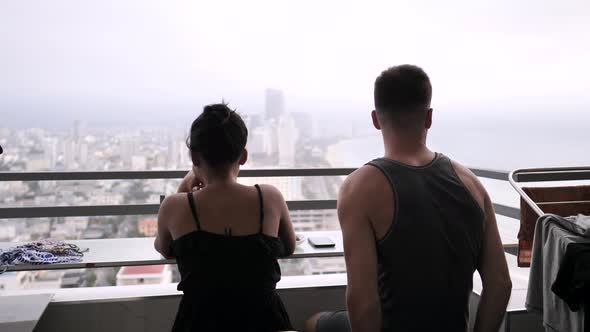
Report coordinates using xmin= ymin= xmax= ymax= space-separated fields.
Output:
xmin=155 ymin=103 xmax=297 ymax=331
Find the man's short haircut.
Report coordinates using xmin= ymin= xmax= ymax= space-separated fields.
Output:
xmin=374 ymin=65 xmax=432 ymax=128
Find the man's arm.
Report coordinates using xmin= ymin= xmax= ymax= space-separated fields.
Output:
xmin=451 ymin=160 xmax=511 ymax=332
xmin=338 ymin=171 xmax=381 ymax=332
xmin=473 ymin=190 xmax=512 ymax=332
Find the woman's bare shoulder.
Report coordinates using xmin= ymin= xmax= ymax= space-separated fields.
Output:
xmin=256 ymin=184 xmax=286 ymax=201
xmin=159 ymin=193 xmax=189 ymax=217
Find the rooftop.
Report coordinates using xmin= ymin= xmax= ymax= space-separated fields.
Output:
xmin=118 ymin=265 xmax=165 ymax=276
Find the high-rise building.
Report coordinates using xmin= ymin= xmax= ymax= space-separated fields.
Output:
xmin=72 ymin=120 xmax=86 ymax=160
xmin=120 ymin=139 xmax=135 ymax=168
xmin=248 ymin=127 xmax=272 ymax=157
xmin=167 ymin=135 xmax=180 ymax=169
xmin=248 ymin=113 xmax=264 ymax=130
xmin=131 ymin=155 xmax=147 ymax=170
xmin=40 ymin=137 xmax=59 ymax=170
xmin=265 ymin=89 xmax=285 ymax=120
xmin=72 ymin=120 xmax=81 ymax=145
xmin=291 ymin=112 xmax=315 ymax=140
xmin=278 ymin=116 xmax=298 ymax=167
xmin=79 ymin=143 xmax=89 ymax=167
xmin=26 ymin=146 xmax=50 ymax=171
xmin=238 ymin=176 xmax=303 ymax=201
xmin=305 ymin=257 xmax=347 ymax=275
xmin=289 ymin=209 xmax=338 ymax=232
xmin=269 ymin=119 xmax=280 ymax=158
xmin=178 ymin=141 xmax=191 ymax=168
xmin=64 ymin=140 xmax=76 ymax=170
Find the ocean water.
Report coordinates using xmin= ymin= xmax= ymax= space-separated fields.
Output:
xmin=326 ymin=111 xmax=590 ymax=209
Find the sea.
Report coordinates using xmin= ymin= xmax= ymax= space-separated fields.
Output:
xmin=325 ymin=110 xmax=590 ymax=209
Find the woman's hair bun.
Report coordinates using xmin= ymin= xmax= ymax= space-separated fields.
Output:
xmin=186 ymin=102 xmax=248 ymax=168
xmin=203 ymin=103 xmax=233 ymax=125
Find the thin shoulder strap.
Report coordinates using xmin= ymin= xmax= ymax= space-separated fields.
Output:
xmin=186 ymin=192 xmax=202 ymax=231
xmin=254 ymin=184 xmax=264 ymax=233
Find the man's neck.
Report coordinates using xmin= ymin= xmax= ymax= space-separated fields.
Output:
xmin=382 ymin=134 xmax=435 ymax=167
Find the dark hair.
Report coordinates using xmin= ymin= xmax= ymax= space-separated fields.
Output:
xmin=374 ymin=65 xmax=432 ymax=126
xmin=186 ymin=103 xmax=248 ymax=169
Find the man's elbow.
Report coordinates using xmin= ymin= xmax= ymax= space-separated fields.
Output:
xmin=497 ymin=273 xmax=512 ymax=292
xmin=501 ymin=277 xmax=513 ymax=297
xmin=483 ymin=274 xmax=512 ymax=298
xmin=346 ymin=290 xmax=380 ymax=317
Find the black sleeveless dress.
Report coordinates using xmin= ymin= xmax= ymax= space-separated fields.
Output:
xmin=169 ymin=185 xmax=293 ymax=332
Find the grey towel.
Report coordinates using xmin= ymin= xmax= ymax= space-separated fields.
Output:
xmin=526 ymin=215 xmax=590 ymax=331
xmin=546 ymin=214 xmax=590 ymax=237
xmin=565 ymin=214 xmax=590 ymax=236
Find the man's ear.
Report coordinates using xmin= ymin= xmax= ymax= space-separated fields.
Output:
xmin=371 ymin=110 xmax=382 ymax=130
xmin=425 ymin=108 xmax=433 ymax=129
xmin=239 ymin=149 xmax=248 ymax=165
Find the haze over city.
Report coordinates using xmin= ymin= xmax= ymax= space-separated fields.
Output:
xmin=2 ymin=0 xmax=590 ymax=125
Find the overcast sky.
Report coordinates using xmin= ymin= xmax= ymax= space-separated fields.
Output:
xmin=1 ymin=0 xmax=590 ymax=126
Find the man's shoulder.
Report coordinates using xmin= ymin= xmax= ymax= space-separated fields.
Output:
xmin=447 ymin=157 xmax=474 ymax=179
xmin=340 ymin=164 xmax=389 ymax=198
xmin=447 ymin=158 xmax=487 ymax=210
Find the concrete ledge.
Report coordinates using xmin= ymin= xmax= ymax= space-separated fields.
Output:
xmin=2 ymin=273 xmax=348 ymax=305
xmin=30 ymin=275 xmax=347 ymax=332
xmin=8 ymin=255 xmax=541 ymax=331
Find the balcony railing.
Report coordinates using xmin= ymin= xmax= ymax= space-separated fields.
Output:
xmin=0 ymin=167 xmax=518 ymax=219
xmin=0 ymin=167 xmax=520 ymax=272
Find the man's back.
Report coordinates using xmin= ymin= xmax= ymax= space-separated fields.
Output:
xmin=308 ymin=65 xmax=511 ymax=332
xmin=364 ymin=153 xmax=484 ymax=331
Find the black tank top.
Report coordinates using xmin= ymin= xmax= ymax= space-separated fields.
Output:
xmin=169 ymin=185 xmax=293 ymax=332
xmin=367 ymin=153 xmax=484 ymax=332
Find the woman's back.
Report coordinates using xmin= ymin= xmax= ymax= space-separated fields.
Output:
xmin=154 ymin=103 xmax=296 ymax=331
xmin=163 ymin=184 xmax=293 ymax=331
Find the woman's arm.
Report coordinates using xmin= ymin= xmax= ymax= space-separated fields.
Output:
xmin=177 ymin=169 xmax=205 ymax=193
xmin=277 ymin=194 xmax=296 ymax=257
xmin=260 ymin=184 xmax=296 ymax=257
xmin=154 ymin=196 xmax=175 ymax=259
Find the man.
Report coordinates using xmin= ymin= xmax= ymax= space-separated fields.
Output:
xmin=307 ymin=65 xmax=512 ymax=332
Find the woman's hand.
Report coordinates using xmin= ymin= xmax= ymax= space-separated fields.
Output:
xmin=177 ymin=168 xmax=206 ymax=193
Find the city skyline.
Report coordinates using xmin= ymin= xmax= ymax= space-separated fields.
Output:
xmin=0 ymin=87 xmax=349 ymax=291
xmin=2 ymin=0 xmax=590 ymax=292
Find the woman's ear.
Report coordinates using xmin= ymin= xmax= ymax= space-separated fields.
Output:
xmin=191 ymin=153 xmax=200 ymax=168
xmin=239 ymin=149 xmax=248 ymax=165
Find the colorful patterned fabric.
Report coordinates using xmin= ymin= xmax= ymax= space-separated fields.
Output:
xmin=0 ymin=240 xmax=87 ymax=273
